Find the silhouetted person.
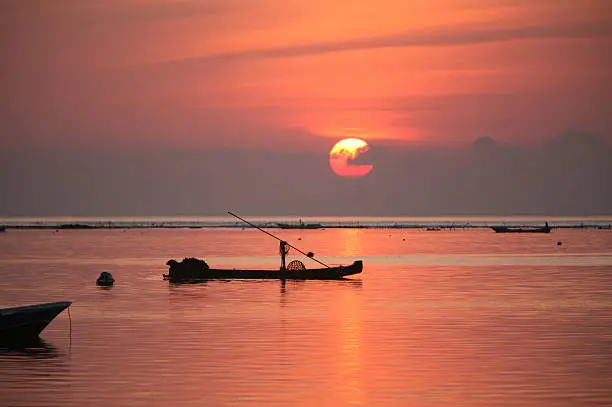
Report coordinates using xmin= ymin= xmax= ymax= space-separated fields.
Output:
xmin=279 ymin=241 xmax=289 ymax=270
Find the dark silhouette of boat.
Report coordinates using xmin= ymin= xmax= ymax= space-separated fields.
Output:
xmin=59 ymin=223 xmax=93 ymax=229
xmin=0 ymin=302 xmax=72 ymax=339
xmin=276 ymin=219 xmax=323 ymax=229
xmin=164 ymin=212 xmax=363 ymax=283
xmin=164 ymin=258 xmax=363 ymax=283
xmin=491 ymin=222 xmax=552 ymax=233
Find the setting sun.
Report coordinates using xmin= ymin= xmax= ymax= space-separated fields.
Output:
xmin=329 ymin=138 xmax=373 ymax=178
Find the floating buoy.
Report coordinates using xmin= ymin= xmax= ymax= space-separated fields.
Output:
xmin=96 ymin=271 xmax=115 ymax=286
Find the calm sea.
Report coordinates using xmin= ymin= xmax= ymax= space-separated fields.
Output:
xmin=1 ymin=224 xmax=611 ymax=406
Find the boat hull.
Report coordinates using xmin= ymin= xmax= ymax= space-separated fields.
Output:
xmin=164 ymin=260 xmax=363 ymax=283
xmin=0 ymin=302 xmax=72 ymax=339
xmin=491 ymin=226 xmax=551 ymax=233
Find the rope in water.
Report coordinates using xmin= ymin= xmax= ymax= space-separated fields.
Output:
xmin=67 ymin=306 xmax=72 ymax=356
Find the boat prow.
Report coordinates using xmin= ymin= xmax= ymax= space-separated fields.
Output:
xmin=0 ymin=301 xmax=72 ymax=339
xmin=340 ymin=260 xmax=363 ymax=277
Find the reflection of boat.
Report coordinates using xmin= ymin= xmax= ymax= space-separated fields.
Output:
xmin=0 ymin=336 xmax=59 ymax=358
xmin=276 ymin=219 xmax=323 ymax=229
xmin=164 ymin=259 xmax=363 ymax=283
xmin=0 ymin=302 xmax=72 ymax=339
xmin=491 ymin=222 xmax=552 ymax=233
xmin=96 ymin=271 xmax=115 ymax=286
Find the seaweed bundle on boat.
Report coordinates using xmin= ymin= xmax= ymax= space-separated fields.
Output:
xmin=166 ymin=257 xmax=210 ymax=279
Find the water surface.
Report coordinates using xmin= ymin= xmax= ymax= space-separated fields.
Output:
xmin=1 ymin=228 xmax=611 ymax=406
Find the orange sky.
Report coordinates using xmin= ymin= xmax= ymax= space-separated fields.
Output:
xmin=2 ymin=0 xmax=611 ymax=151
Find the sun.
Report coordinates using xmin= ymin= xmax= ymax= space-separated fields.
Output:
xmin=329 ymin=138 xmax=373 ymax=178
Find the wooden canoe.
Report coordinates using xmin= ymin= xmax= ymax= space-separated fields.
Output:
xmin=163 ymin=259 xmax=363 ymax=283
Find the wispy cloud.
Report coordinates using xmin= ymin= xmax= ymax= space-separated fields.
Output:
xmin=162 ymin=19 xmax=612 ymax=65
xmin=42 ymin=0 xmax=227 ymax=24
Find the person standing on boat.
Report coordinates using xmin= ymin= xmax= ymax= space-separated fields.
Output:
xmin=279 ymin=240 xmax=289 ymax=270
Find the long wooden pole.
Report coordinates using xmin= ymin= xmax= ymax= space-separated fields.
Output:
xmin=228 ymin=211 xmax=330 ymax=268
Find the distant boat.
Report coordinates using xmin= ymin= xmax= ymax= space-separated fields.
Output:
xmin=59 ymin=223 xmax=93 ymax=229
xmin=0 ymin=302 xmax=72 ymax=339
xmin=491 ymin=222 xmax=552 ymax=233
xmin=276 ymin=219 xmax=323 ymax=229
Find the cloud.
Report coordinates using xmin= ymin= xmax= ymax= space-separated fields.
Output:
xmin=2 ymin=0 xmax=226 ymax=25
xmin=381 ymin=90 xmax=612 ymax=146
xmin=161 ymin=19 xmax=612 ymax=65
